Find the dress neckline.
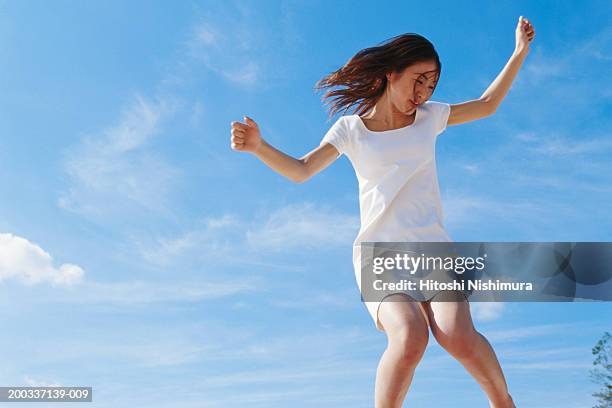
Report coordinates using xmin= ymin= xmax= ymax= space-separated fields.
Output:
xmin=356 ymin=107 xmax=420 ymax=134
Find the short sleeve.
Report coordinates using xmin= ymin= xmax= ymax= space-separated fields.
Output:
xmin=320 ymin=116 xmax=350 ymax=156
xmin=428 ymin=101 xmax=451 ymax=136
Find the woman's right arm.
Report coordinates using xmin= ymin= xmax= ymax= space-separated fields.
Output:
xmin=230 ymin=116 xmax=340 ymax=184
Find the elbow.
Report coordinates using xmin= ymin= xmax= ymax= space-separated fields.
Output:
xmin=294 ymin=171 xmax=312 ymax=184
xmin=480 ymin=97 xmax=498 ymax=117
xmin=291 ymin=174 xmax=305 ymax=184
xmin=292 ymin=161 xmax=311 ymax=184
xmin=487 ymin=103 xmax=498 ymax=116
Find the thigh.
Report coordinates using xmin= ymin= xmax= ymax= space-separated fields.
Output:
xmin=422 ymin=291 xmax=474 ymax=335
xmin=378 ymin=293 xmax=430 ymax=336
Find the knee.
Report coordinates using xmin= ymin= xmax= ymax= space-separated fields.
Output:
xmin=388 ymin=324 xmax=429 ymax=365
xmin=435 ymin=326 xmax=478 ymax=360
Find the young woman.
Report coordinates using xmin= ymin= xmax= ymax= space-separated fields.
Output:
xmin=230 ymin=15 xmax=535 ymax=408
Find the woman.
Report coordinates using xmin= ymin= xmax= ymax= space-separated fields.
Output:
xmin=230 ymin=16 xmax=535 ymax=408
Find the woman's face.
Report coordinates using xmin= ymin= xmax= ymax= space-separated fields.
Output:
xmin=386 ymin=60 xmax=439 ymax=114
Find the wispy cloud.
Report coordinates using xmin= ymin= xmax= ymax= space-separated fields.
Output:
xmin=138 ymin=203 xmax=359 ymax=266
xmin=199 ymin=361 xmax=373 ymax=389
xmin=518 ymin=26 xmax=611 ymax=96
xmin=268 ymin=288 xmax=357 ymax=310
xmin=442 ymin=191 xmax=544 ymax=231
xmin=245 ymin=202 xmax=360 ymax=252
xmin=504 ymin=360 xmax=591 ymax=370
xmin=137 ymin=214 xmax=241 ymax=266
xmin=0 ymin=233 xmax=84 ymax=287
xmin=59 ymin=95 xmax=180 ymax=218
xmin=497 ymin=346 xmax=595 ymax=374
xmin=520 ymin=132 xmax=612 ymax=157
xmin=187 ymin=10 xmax=262 ymax=86
xmin=470 ymin=302 xmax=505 ymax=321
xmin=184 ymin=2 xmax=303 ymax=88
xmin=48 ymin=278 xmax=259 ymax=305
xmin=442 ymin=26 xmax=612 ymax=226
xmin=23 ymin=376 xmax=62 ymax=387
xmin=485 ymin=323 xmax=573 ymax=343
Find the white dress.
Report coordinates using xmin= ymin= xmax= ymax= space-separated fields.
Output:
xmin=320 ymin=101 xmax=458 ymax=331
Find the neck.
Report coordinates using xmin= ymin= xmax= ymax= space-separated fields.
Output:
xmin=362 ymin=92 xmax=416 ymax=128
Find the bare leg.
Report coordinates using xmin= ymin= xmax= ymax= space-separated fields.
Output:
xmin=375 ymin=294 xmax=430 ymax=408
xmin=423 ymin=292 xmax=515 ymax=408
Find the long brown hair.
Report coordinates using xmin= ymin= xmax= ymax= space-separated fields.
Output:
xmin=316 ymin=33 xmax=442 ymax=117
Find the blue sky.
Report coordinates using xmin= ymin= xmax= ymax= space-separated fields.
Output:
xmin=0 ymin=0 xmax=611 ymax=407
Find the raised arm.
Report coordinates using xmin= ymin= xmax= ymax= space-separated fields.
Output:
xmin=447 ymin=16 xmax=536 ymax=126
xmin=230 ymin=116 xmax=340 ymax=184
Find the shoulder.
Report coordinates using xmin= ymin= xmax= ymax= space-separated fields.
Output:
xmin=421 ymin=100 xmax=450 ymax=113
xmin=325 ymin=114 xmax=363 ymax=135
xmin=420 ymin=100 xmax=451 ymax=122
xmin=337 ymin=114 xmax=363 ymax=132
xmin=421 ymin=101 xmax=452 ymax=135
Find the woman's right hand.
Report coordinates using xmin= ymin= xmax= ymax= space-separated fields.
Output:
xmin=230 ymin=116 xmax=263 ymax=154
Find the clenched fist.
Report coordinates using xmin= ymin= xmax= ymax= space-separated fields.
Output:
xmin=515 ymin=16 xmax=536 ymax=52
xmin=230 ymin=116 xmax=263 ymax=154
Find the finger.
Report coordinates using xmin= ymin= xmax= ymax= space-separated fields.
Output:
xmin=231 ymin=142 xmax=244 ymax=150
xmin=244 ymin=116 xmax=258 ymax=128
xmin=231 ymin=121 xmax=249 ymax=131
xmin=231 ymin=133 xmax=245 ymax=142
xmin=231 ymin=128 xmax=245 ymax=137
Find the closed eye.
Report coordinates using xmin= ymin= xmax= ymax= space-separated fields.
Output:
xmin=416 ymin=79 xmax=435 ymax=90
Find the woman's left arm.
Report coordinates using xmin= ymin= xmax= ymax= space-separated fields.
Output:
xmin=447 ymin=16 xmax=536 ymax=126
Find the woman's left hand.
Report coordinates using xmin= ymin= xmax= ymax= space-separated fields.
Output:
xmin=515 ymin=16 xmax=536 ymax=53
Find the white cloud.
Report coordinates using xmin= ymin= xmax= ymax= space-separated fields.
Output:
xmin=224 ymin=61 xmax=259 ymax=85
xmin=188 ymin=17 xmax=261 ymax=86
xmin=245 ymin=202 xmax=360 ymax=252
xmin=59 ymin=95 xmax=180 ymax=217
xmin=575 ymin=26 xmax=612 ymax=62
xmin=194 ymin=26 xmax=218 ymax=46
xmin=514 ymin=26 xmax=611 ymax=104
xmin=52 ymin=278 xmax=258 ymax=305
xmin=268 ymin=288 xmax=357 ymax=310
xmin=184 ymin=3 xmax=302 ymax=88
xmin=23 ymin=376 xmax=62 ymax=387
xmin=504 ymin=361 xmax=591 ymax=370
xmin=137 ymin=214 xmax=241 ymax=266
xmin=519 ymin=132 xmax=612 ymax=157
xmin=200 ymin=362 xmax=372 ymax=389
xmin=0 ymin=233 xmax=84 ymax=287
xmin=462 ymin=163 xmax=479 ymax=173
xmin=139 ymin=204 xmax=359 ymax=266
xmin=442 ymin=192 xmax=541 ymax=230
xmin=470 ymin=302 xmax=505 ymax=321
xmin=485 ymin=323 xmax=573 ymax=343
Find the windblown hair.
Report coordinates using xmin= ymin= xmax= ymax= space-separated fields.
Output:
xmin=316 ymin=33 xmax=441 ymax=117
